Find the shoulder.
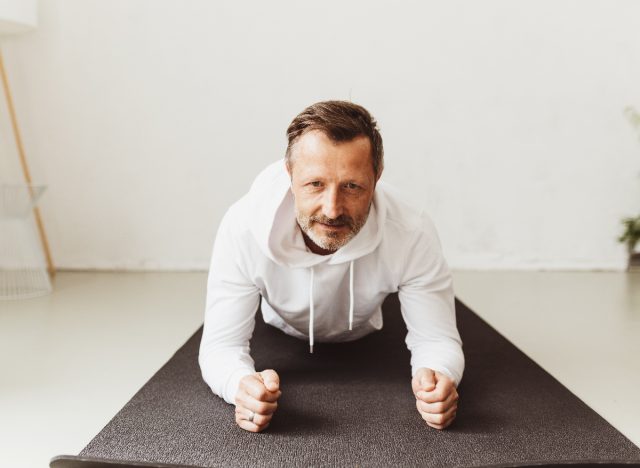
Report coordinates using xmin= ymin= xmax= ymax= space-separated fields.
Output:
xmin=377 ymin=182 xmax=439 ymax=241
xmin=220 ymin=159 xmax=286 ymax=232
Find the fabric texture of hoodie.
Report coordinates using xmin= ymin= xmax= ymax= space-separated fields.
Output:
xmin=199 ymin=159 xmax=464 ymax=405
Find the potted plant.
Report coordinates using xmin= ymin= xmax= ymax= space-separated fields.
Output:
xmin=619 ymin=215 xmax=640 ymax=270
xmin=619 ymin=107 xmax=640 ymax=271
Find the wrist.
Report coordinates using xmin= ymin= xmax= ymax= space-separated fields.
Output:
xmin=226 ymin=367 xmax=255 ymax=405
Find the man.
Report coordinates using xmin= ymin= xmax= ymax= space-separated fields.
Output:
xmin=199 ymin=101 xmax=464 ymax=433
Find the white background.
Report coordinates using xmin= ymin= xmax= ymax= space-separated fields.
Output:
xmin=1 ymin=0 xmax=639 ymax=271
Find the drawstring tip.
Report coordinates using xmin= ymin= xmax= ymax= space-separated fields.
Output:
xmin=309 ymin=344 xmax=313 ymax=354
xmin=349 ymin=323 xmax=353 ymax=331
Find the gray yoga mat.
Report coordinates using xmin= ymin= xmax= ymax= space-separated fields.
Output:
xmin=51 ymin=295 xmax=640 ymax=467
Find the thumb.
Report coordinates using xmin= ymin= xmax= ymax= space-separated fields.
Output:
xmin=418 ymin=368 xmax=436 ymax=391
xmin=260 ymin=369 xmax=280 ymax=392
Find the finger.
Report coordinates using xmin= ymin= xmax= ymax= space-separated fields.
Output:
xmin=420 ymin=369 xmax=437 ymax=390
xmin=426 ymin=410 xmax=457 ymax=430
xmin=243 ymin=375 xmax=281 ymax=402
xmin=420 ymin=402 xmax=458 ymax=428
xmin=236 ymin=417 xmax=270 ymax=433
xmin=411 ymin=374 xmax=421 ymax=395
xmin=235 ymin=406 xmax=273 ymax=427
xmin=259 ymin=369 xmax=280 ymax=393
xmin=416 ymin=377 xmax=456 ymax=403
xmin=417 ymin=387 xmax=458 ymax=412
xmin=423 ymin=409 xmax=457 ymax=430
xmin=435 ymin=371 xmax=456 ymax=393
xmin=411 ymin=368 xmax=436 ymax=394
xmin=251 ymin=412 xmax=273 ymax=427
xmin=235 ymin=393 xmax=278 ymax=415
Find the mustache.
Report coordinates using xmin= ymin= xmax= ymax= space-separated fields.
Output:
xmin=311 ymin=215 xmax=354 ymax=228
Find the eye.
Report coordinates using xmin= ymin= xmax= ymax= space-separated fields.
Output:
xmin=345 ymin=182 xmax=360 ymax=190
xmin=309 ymin=181 xmax=322 ymax=187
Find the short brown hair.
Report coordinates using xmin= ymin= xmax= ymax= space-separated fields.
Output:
xmin=285 ymin=100 xmax=384 ymax=178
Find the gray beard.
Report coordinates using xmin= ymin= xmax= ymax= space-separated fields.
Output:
xmin=295 ymin=202 xmax=371 ymax=252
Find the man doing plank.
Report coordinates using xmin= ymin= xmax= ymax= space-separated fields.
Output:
xmin=199 ymin=101 xmax=464 ymax=432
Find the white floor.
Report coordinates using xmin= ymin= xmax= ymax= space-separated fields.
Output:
xmin=0 ymin=271 xmax=639 ymax=468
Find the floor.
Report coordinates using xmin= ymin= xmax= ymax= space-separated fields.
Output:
xmin=0 ymin=271 xmax=639 ymax=468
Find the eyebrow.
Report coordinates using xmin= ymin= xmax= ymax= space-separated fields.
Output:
xmin=300 ymin=176 xmax=369 ymax=185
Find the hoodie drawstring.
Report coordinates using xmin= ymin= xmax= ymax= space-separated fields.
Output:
xmin=348 ymin=260 xmax=354 ymax=330
xmin=308 ymin=260 xmax=354 ymax=353
xmin=309 ymin=267 xmax=314 ymax=353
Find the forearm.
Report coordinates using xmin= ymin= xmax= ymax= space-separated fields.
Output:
xmin=199 ymin=342 xmax=256 ymax=404
xmin=198 ymin=286 xmax=260 ymax=404
xmin=407 ymin=339 xmax=465 ymax=386
xmin=199 ymin=208 xmax=261 ymax=404
xmin=399 ymin=247 xmax=464 ymax=386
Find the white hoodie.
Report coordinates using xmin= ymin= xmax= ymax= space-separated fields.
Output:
xmin=199 ymin=159 xmax=464 ymax=405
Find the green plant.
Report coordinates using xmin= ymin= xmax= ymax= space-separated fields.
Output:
xmin=618 ymin=216 xmax=640 ymax=253
xmin=619 ymin=107 xmax=640 ymax=258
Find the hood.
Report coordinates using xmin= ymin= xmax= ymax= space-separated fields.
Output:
xmin=246 ymin=159 xmax=387 ymax=268
xmin=244 ymin=158 xmax=389 ymax=353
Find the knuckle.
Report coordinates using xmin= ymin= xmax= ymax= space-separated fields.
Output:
xmin=256 ymin=413 xmax=272 ymax=425
xmin=256 ymin=402 xmax=271 ymax=414
xmin=417 ymin=400 xmax=429 ymax=414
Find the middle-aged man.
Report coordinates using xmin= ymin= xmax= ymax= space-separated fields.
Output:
xmin=199 ymin=100 xmax=464 ymax=433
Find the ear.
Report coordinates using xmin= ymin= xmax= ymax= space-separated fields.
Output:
xmin=285 ymin=160 xmax=295 ymax=193
xmin=374 ymin=165 xmax=383 ymax=186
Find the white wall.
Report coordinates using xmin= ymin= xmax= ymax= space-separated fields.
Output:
xmin=1 ymin=0 xmax=639 ymax=271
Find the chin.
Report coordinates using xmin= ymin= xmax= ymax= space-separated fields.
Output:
xmin=310 ymin=231 xmax=350 ymax=251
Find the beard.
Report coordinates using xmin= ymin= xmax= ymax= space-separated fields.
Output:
xmin=296 ymin=204 xmax=371 ymax=253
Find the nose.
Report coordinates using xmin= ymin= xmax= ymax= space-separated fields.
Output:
xmin=321 ymin=186 xmax=343 ymax=220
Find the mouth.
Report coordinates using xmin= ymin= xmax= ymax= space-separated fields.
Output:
xmin=316 ymin=222 xmax=348 ymax=231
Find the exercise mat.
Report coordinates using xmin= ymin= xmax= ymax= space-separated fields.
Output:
xmin=51 ymin=295 xmax=640 ymax=468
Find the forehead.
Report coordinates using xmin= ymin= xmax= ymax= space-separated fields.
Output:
xmin=290 ymin=130 xmax=374 ymax=180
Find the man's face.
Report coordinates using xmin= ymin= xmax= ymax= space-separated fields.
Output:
xmin=287 ymin=130 xmax=379 ymax=254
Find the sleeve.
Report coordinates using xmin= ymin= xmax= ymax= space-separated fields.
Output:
xmin=397 ymin=214 xmax=465 ymax=386
xmin=198 ymin=208 xmax=261 ymax=405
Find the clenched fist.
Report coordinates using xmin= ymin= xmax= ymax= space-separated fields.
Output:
xmin=412 ymin=367 xmax=458 ymax=430
xmin=235 ymin=369 xmax=281 ymax=432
